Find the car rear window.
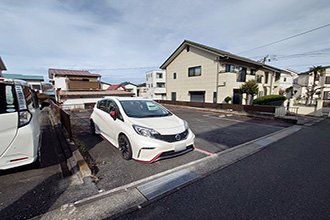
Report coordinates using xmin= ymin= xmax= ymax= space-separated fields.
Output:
xmin=0 ymin=83 xmax=18 ymax=114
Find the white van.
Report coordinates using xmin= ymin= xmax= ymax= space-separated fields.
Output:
xmin=0 ymin=78 xmax=42 ymax=170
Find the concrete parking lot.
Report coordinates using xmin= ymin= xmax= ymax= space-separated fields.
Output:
xmin=70 ymin=106 xmax=292 ymax=191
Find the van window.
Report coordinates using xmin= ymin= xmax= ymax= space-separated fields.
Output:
xmin=0 ymin=84 xmax=18 ymax=114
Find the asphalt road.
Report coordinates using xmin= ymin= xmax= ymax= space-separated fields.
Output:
xmin=70 ymin=106 xmax=292 ymax=192
xmin=116 ymin=118 xmax=330 ymax=220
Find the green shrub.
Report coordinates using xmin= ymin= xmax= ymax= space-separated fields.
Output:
xmin=252 ymin=95 xmax=287 ymax=105
xmin=224 ymin=96 xmax=232 ymax=103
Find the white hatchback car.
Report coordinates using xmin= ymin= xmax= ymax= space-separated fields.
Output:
xmin=0 ymin=78 xmax=42 ymax=170
xmin=90 ymin=97 xmax=195 ymax=163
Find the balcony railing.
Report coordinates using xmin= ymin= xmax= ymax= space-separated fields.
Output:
xmin=68 ymin=81 xmax=100 ymax=90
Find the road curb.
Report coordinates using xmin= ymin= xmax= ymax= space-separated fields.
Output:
xmin=47 ymin=107 xmax=91 ymax=180
xmin=37 ymin=122 xmax=305 ymax=219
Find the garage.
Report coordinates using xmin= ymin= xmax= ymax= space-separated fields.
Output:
xmin=189 ymin=91 xmax=205 ymax=103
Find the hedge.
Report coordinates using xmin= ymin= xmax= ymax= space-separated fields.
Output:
xmin=252 ymin=95 xmax=287 ymax=105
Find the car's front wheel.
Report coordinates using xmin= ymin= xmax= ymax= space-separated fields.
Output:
xmin=90 ymin=120 xmax=96 ymax=135
xmin=118 ymin=134 xmax=132 ymax=160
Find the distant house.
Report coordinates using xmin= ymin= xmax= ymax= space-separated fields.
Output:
xmin=48 ymin=68 xmax=133 ymax=110
xmin=107 ymin=84 xmax=127 ymax=91
xmin=146 ymin=70 xmax=166 ymax=100
xmin=160 ymin=40 xmax=285 ymax=104
xmin=0 ymin=56 xmax=7 ymax=77
xmin=2 ymin=73 xmax=44 ymax=92
xmin=137 ymin=83 xmax=147 ymax=98
xmin=121 ymin=82 xmax=137 ymax=96
xmin=294 ymin=66 xmax=330 ymax=107
xmin=101 ymin=81 xmax=112 ymax=90
xmin=280 ymin=69 xmax=299 ymax=97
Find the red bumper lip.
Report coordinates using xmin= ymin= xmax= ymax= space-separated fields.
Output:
xmin=133 ymin=152 xmax=162 ymax=163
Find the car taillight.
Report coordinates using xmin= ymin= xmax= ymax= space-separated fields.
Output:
xmin=18 ymin=110 xmax=32 ymax=127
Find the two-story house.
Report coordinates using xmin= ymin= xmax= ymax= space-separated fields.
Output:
xmin=121 ymin=82 xmax=138 ymax=96
xmin=146 ymin=70 xmax=166 ymax=100
xmin=294 ymin=66 xmax=330 ymax=107
xmin=160 ymin=40 xmax=284 ymax=104
xmin=49 ymin=68 xmax=133 ymax=110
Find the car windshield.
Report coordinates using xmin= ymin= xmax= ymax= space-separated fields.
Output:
xmin=120 ymin=100 xmax=172 ymax=118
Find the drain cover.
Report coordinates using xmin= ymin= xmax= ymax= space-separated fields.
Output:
xmin=254 ymin=138 xmax=274 ymax=146
xmin=137 ymin=169 xmax=198 ymax=200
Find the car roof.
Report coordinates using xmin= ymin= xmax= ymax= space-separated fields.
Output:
xmin=102 ymin=96 xmax=152 ymax=101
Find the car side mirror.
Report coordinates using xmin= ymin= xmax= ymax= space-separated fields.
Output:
xmin=40 ymin=101 xmax=50 ymax=110
xmin=110 ymin=111 xmax=116 ymax=120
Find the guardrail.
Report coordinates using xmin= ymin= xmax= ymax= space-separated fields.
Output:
xmin=50 ymin=100 xmax=73 ymax=141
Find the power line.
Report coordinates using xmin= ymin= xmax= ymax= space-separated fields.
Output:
xmin=239 ymin=23 xmax=330 ymax=54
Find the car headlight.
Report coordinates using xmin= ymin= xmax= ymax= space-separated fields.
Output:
xmin=133 ymin=125 xmax=160 ymax=138
xmin=184 ymin=120 xmax=189 ymax=130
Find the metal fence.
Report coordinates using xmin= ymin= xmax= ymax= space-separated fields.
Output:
xmin=50 ymin=100 xmax=73 ymax=140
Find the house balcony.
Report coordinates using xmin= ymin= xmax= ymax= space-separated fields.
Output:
xmin=154 ymin=87 xmax=166 ymax=94
xmin=68 ymin=81 xmax=100 ymax=90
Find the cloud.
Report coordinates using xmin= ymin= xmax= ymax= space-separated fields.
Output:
xmin=1 ymin=0 xmax=330 ymax=84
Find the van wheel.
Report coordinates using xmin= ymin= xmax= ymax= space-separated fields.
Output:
xmin=118 ymin=135 xmax=132 ymax=160
xmin=90 ymin=120 xmax=96 ymax=135
xmin=33 ymin=150 xmax=41 ymax=169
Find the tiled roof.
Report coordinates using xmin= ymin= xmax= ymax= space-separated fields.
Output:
xmin=49 ymin=68 xmax=101 ymax=77
xmin=107 ymin=84 xmax=127 ymax=90
xmin=59 ymin=90 xmax=133 ymax=97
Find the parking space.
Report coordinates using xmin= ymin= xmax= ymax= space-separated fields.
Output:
xmin=70 ymin=106 xmax=292 ymax=191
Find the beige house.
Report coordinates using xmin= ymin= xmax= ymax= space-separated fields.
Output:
xmin=294 ymin=66 xmax=330 ymax=107
xmin=160 ymin=40 xmax=284 ymax=104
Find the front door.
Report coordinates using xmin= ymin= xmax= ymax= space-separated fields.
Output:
xmin=233 ymin=89 xmax=242 ymax=104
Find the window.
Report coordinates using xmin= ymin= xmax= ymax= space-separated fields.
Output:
xmin=325 ymin=77 xmax=330 ymax=84
xmin=188 ymin=66 xmax=201 ymax=77
xmin=156 ymin=73 xmax=163 ymax=78
xmin=256 ymin=75 xmax=263 ymax=83
xmin=323 ymin=91 xmax=330 ymax=100
xmin=173 ymin=73 xmax=177 ymax=79
xmin=265 ymin=72 xmax=269 ymax=84
xmin=250 ymin=69 xmax=256 ymax=75
xmin=237 ymin=67 xmax=247 ymax=82
xmin=225 ymin=64 xmax=235 ymax=73
xmin=156 ymin=83 xmax=165 ymax=88
xmin=0 ymin=84 xmax=17 ymax=114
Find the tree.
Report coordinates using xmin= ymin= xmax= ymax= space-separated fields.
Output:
xmin=306 ymin=66 xmax=325 ymax=105
xmin=239 ymin=80 xmax=259 ymax=105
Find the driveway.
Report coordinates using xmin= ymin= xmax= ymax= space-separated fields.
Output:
xmin=70 ymin=106 xmax=292 ymax=191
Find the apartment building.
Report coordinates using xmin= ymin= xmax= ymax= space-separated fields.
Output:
xmin=160 ymin=40 xmax=284 ymax=104
xmin=146 ymin=70 xmax=166 ymax=100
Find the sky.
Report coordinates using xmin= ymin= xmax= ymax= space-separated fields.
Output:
xmin=1 ymin=0 xmax=330 ymax=84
